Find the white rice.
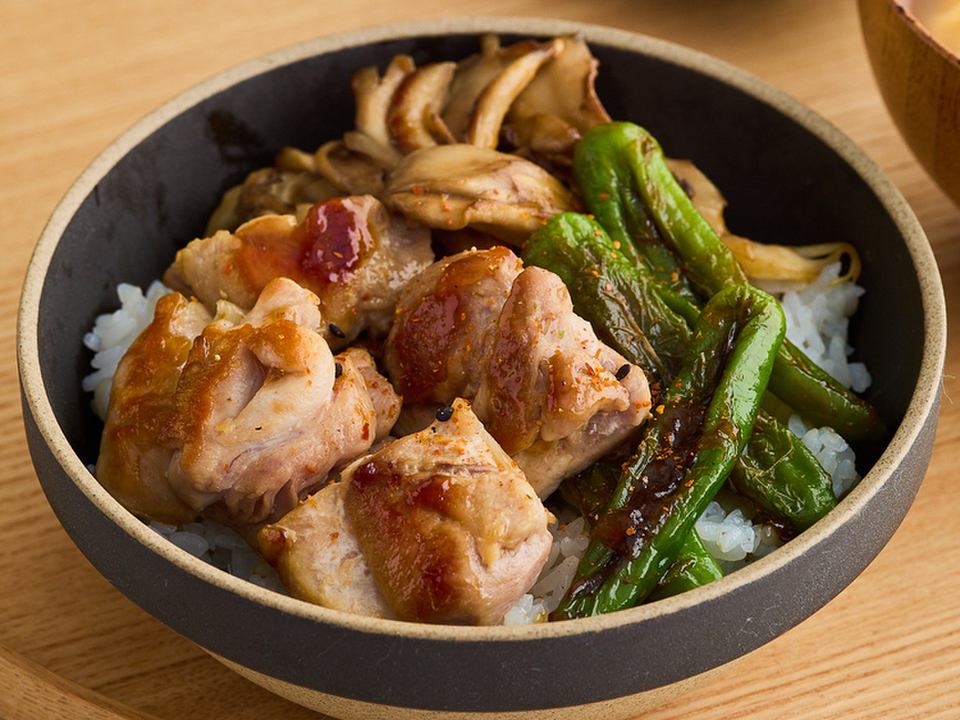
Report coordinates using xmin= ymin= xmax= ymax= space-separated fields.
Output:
xmin=787 ymin=415 xmax=861 ymax=499
xmin=502 ymin=514 xmax=590 ymax=625
xmin=778 ymin=261 xmax=872 ymax=393
xmin=83 ymin=263 xmax=869 ymax=621
xmin=82 ymin=280 xmax=171 ymax=420
xmin=146 ymin=519 xmax=286 ymax=592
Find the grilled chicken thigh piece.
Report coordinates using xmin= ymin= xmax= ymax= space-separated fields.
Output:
xmin=384 ymin=247 xmax=652 ymax=498
xmin=342 ymin=399 xmax=553 ymax=625
xmin=163 ymin=195 xmax=434 ymax=348
xmin=96 ymin=277 xmax=400 ymax=534
xmin=473 ymin=265 xmax=652 ymax=497
xmin=384 ymin=245 xmax=523 ymax=404
xmin=164 ymin=278 xmax=401 ymax=532
xmin=95 ymin=292 xmax=213 ymax=524
xmin=257 ymin=480 xmax=394 ymax=619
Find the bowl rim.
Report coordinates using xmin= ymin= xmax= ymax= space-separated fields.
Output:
xmin=884 ymin=0 xmax=960 ymax=67
xmin=16 ymin=16 xmax=948 ymax=646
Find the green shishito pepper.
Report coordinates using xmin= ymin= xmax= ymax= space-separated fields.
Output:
xmin=574 ymin=121 xmax=886 ymax=445
xmin=524 ymin=213 xmax=837 ymax=536
xmin=648 ymin=530 xmax=725 ymax=601
xmin=523 ymin=211 xmax=691 ymax=387
xmin=561 ymin=462 xmax=725 ymax=601
xmin=730 ymin=411 xmax=838 ymax=534
xmin=571 ymin=121 xmax=703 ymax=324
xmin=552 ymin=284 xmax=785 ymax=619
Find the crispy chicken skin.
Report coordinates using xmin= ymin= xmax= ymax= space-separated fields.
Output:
xmin=96 ymin=277 xmax=400 ymax=534
xmin=473 ymin=265 xmax=652 ymax=496
xmin=163 ymin=195 xmax=434 ymax=348
xmin=257 ymin=480 xmax=394 ymax=619
xmin=384 ymin=245 xmax=523 ymax=404
xmin=95 ymin=292 xmax=213 ymax=524
xmin=163 ymin=278 xmax=400 ymax=532
xmin=342 ymin=399 xmax=553 ymax=625
xmin=384 ymin=247 xmax=652 ymax=497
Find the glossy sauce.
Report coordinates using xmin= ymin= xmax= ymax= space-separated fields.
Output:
xmin=347 ymin=459 xmax=463 ymax=623
xmin=592 ymin=398 xmax=708 ymax=549
xmin=234 ymin=198 xmax=371 ymax=294
xmin=566 ymin=315 xmax=737 ymax=599
xmin=390 ymin=246 xmax=517 ymax=401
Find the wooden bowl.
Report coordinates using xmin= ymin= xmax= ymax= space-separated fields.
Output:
xmin=859 ymin=0 xmax=960 ymax=205
xmin=17 ymin=16 xmax=947 ymax=720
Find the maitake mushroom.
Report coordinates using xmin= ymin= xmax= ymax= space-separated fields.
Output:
xmin=207 ymin=34 xmax=610 ymax=244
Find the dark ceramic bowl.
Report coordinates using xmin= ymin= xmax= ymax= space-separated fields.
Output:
xmin=17 ymin=17 xmax=946 ymax=720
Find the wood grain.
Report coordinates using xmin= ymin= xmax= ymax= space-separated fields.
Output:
xmin=2 ymin=0 xmax=959 ymax=718
xmin=860 ymin=0 xmax=960 ymax=207
xmin=0 ymin=645 xmax=162 ymax=720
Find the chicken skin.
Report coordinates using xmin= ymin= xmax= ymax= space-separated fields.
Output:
xmin=95 ymin=292 xmax=213 ymax=525
xmin=384 ymin=247 xmax=652 ymax=497
xmin=96 ymin=277 xmax=400 ymax=534
xmin=384 ymin=244 xmax=523 ymax=404
xmin=342 ymin=399 xmax=553 ymax=625
xmin=163 ymin=195 xmax=434 ymax=347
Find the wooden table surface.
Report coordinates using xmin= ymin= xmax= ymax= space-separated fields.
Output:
xmin=2 ymin=0 xmax=958 ymax=718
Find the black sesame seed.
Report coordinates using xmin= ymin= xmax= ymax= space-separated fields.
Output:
xmin=329 ymin=323 xmax=345 ymax=338
xmin=334 ymin=362 xmax=343 ymax=379
xmin=615 ymin=364 xmax=631 ymax=380
xmin=435 ymin=406 xmax=454 ymax=421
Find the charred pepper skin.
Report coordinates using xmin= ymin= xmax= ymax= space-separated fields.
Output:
xmin=575 ymin=121 xmax=886 ymax=445
xmin=522 ymin=211 xmax=689 ymax=387
xmin=552 ymin=284 xmax=785 ymax=620
xmin=561 ymin=461 xmax=725 ymax=601
xmin=524 ymin=213 xmax=837 ymax=538
xmin=572 ymin=122 xmax=703 ymax=324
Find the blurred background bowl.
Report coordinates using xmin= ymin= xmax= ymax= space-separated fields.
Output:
xmin=17 ymin=16 xmax=946 ymax=720
xmin=860 ymin=0 xmax=960 ymax=205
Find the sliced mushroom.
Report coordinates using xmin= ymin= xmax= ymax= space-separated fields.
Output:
xmin=205 ymin=164 xmax=341 ymax=235
xmin=503 ymin=35 xmax=612 ymax=164
xmin=667 ymin=158 xmax=861 ymax=285
xmin=387 ymin=61 xmax=458 ymax=153
xmin=349 ymin=54 xmax=415 ymax=166
xmin=382 ymin=143 xmax=578 ymax=244
xmin=441 ymin=34 xmax=518 ymax=142
xmin=314 ymin=139 xmax=386 ymax=196
xmin=506 ymin=35 xmax=611 ymax=135
xmin=466 ymin=38 xmax=561 ymax=148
